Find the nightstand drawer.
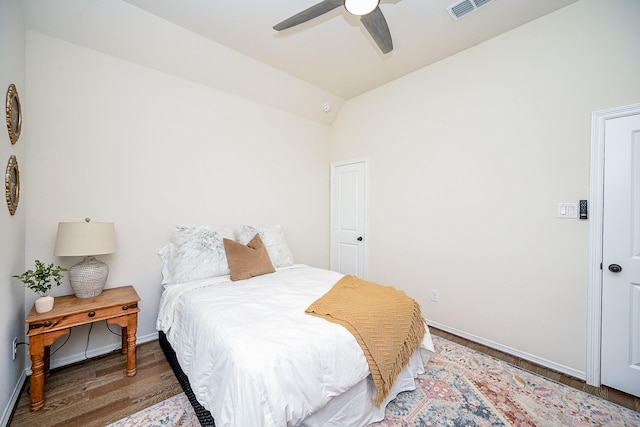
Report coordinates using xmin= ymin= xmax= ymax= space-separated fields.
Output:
xmin=28 ymin=302 xmax=139 ymax=334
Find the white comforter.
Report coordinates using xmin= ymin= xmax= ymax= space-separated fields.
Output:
xmin=157 ymin=265 xmax=433 ymax=427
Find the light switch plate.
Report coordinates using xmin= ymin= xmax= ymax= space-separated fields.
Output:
xmin=557 ymin=203 xmax=579 ymax=218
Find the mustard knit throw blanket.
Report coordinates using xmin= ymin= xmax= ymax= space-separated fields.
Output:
xmin=305 ymin=275 xmax=426 ymax=407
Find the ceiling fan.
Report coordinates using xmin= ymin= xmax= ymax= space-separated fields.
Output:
xmin=273 ymin=0 xmax=393 ymax=54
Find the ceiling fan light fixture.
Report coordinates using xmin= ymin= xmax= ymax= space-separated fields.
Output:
xmin=345 ymin=0 xmax=379 ymax=16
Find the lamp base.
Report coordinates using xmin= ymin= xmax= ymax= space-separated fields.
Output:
xmin=69 ymin=256 xmax=109 ymax=298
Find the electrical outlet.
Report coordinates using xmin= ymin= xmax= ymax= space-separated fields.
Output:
xmin=12 ymin=337 xmax=18 ymax=360
xmin=430 ymin=289 xmax=439 ymax=302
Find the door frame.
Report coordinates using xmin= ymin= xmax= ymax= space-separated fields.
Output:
xmin=330 ymin=158 xmax=369 ymax=277
xmin=587 ymin=102 xmax=640 ymax=386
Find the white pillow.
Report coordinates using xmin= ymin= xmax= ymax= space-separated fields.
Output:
xmin=237 ymin=224 xmax=295 ymax=268
xmin=158 ymin=243 xmax=175 ymax=285
xmin=172 ymin=225 xmax=235 ymax=285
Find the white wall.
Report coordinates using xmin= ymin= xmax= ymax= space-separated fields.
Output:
xmin=23 ymin=32 xmax=331 ymax=366
xmin=330 ymin=0 xmax=640 ymax=374
xmin=0 ymin=0 xmax=26 ymax=424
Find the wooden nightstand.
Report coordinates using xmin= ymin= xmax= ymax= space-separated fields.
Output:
xmin=24 ymin=286 xmax=140 ymax=411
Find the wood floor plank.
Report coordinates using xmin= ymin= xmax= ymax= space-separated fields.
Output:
xmin=9 ymin=340 xmax=182 ymax=427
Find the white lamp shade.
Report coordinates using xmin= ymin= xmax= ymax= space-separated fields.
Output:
xmin=345 ymin=0 xmax=379 ymax=15
xmin=54 ymin=221 xmax=117 ymax=256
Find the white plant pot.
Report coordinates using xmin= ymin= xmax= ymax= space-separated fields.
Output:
xmin=35 ymin=295 xmax=54 ymax=313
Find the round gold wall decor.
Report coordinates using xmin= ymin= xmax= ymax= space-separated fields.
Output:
xmin=5 ymin=155 xmax=20 ymax=215
xmin=6 ymin=84 xmax=22 ymax=145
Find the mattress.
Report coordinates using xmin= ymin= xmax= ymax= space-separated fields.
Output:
xmin=157 ymin=264 xmax=434 ymax=427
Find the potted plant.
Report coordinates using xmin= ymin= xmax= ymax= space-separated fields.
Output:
xmin=14 ymin=260 xmax=67 ymax=313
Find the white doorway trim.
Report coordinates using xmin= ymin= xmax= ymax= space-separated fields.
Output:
xmin=587 ymin=102 xmax=640 ymax=387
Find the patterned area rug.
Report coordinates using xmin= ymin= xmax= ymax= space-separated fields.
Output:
xmin=106 ymin=392 xmax=199 ymax=427
xmin=108 ymin=336 xmax=640 ymax=426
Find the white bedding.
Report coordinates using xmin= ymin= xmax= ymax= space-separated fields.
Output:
xmin=157 ymin=264 xmax=434 ymax=427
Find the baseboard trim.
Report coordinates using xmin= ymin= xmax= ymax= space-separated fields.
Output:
xmin=1 ymin=369 xmax=27 ymax=427
xmin=427 ymin=320 xmax=586 ymax=381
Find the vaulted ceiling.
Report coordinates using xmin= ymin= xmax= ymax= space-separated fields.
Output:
xmin=21 ymin=0 xmax=577 ymax=123
xmin=122 ymin=0 xmax=577 ymax=98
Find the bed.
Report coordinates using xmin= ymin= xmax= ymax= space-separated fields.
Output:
xmin=156 ymin=224 xmax=435 ymax=427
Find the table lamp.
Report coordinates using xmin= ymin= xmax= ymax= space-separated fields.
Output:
xmin=54 ymin=218 xmax=117 ymax=298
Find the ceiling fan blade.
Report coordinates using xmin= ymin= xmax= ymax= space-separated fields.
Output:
xmin=273 ymin=0 xmax=344 ymax=31
xmin=360 ymin=7 xmax=393 ymax=54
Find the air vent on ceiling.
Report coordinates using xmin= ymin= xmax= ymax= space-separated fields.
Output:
xmin=447 ymin=0 xmax=495 ymax=21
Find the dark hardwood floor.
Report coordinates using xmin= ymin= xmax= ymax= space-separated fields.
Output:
xmin=9 ymin=329 xmax=639 ymax=426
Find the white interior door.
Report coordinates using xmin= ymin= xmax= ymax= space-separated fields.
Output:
xmin=330 ymin=159 xmax=367 ymax=277
xmin=601 ymin=112 xmax=640 ymax=397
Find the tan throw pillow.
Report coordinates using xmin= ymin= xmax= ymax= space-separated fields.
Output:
xmin=223 ymin=234 xmax=276 ymax=281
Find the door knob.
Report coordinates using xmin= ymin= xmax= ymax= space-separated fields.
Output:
xmin=608 ymin=264 xmax=622 ymax=273
xmin=357 ymin=236 xmax=363 ymax=241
